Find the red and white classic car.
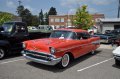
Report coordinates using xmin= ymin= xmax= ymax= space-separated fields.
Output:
xmin=22 ymin=29 xmax=100 ymax=68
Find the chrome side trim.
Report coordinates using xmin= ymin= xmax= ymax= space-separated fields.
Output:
xmin=57 ymin=40 xmax=99 ymax=52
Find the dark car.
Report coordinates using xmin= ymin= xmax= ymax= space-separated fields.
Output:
xmin=114 ymin=34 xmax=120 ymax=46
xmin=105 ymin=30 xmax=112 ymax=34
xmin=93 ymin=33 xmax=116 ymax=43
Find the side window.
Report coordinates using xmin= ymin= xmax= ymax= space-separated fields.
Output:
xmin=70 ymin=32 xmax=77 ymax=40
xmin=15 ymin=23 xmax=26 ymax=33
xmin=76 ymin=33 xmax=83 ymax=40
xmin=82 ymin=32 xmax=90 ymax=39
xmin=77 ymin=32 xmax=90 ymax=40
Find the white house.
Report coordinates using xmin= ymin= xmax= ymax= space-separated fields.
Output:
xmin=97 ymin=18 xmax=120 ymax=34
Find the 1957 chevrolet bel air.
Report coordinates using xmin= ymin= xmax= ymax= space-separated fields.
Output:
xmin=22 ymin=29 xmax=100 ymax=68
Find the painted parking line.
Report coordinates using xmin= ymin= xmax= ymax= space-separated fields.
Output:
xmin=77 ymin=57 xmax=114 ymax=72
xmin=0 ymin=59 xmax=25 ymax=65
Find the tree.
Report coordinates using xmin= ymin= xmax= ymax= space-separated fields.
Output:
xmin=0 ymin=12 xmax=13 ymax=25
xmin=31 ymin=15 xmax=39 ymax=26
xmin=44 ymin=12 xmax=49 ymax=25
xmin=22 ymin=8 xmax=32 ymax=26
xmin=39 ymin=9 xmax=44 ymax=25
xmin=73 ymin=5 xmax=94 ymax=30
xmin=17 ymin=5 xmax=24 ymax=17
xmin=17 ymin=5 xmax=33 ymax=26
xmin=48 ymin=7 xmax=57 ymax=15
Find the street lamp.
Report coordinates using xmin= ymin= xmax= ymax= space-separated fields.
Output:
xmin=118 ymin=0 xmax=120 ymax=18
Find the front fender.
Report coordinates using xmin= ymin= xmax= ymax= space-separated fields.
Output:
xmin=0 ymin=40 xmax=10 ymax=51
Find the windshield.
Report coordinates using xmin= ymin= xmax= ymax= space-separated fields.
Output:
xmin=50 ymin=30 xmax=76 ymax=39
xmin=2 ymin=23 xmax=14 ymax=32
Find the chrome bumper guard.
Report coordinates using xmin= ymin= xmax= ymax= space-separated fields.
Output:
xmin=21 ymin=50 xmax=61 ymax=66
xmin=114 ymin=55 xmax=120 ymax=61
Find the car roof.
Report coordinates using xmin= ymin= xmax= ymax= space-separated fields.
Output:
xmin=55 ymin=28 xmax=88 ymax=33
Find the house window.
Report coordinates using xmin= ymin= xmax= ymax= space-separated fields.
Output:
xmin=61 ymin=18 xmax=64 ymax=22
xmin=67 ymin=19 xmax=71 ymax=22
xmin=55 ymin=18 xmax=60 ymax=22
xmin=51 ymin=19 xmax=54 ymax=22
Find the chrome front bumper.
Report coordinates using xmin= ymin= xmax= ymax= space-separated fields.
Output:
xmin=114 ymin=55 xmax=120 ymax=61
xmin=100 ymin=39 xmax=109 ymax=43
xmin=21 ymin=50 xmax=61 ymax=66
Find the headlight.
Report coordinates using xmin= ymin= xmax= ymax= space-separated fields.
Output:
xmin=22 ymin=43 xmax=26 ymax=48
xmin=50 ymin=47 xmax=56 ymax=54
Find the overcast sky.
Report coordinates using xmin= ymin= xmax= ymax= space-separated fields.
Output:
xmin=0 ymin=0 xmax=118 ymax=18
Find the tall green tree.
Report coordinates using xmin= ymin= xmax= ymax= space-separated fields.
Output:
xmin=44 ymin=12 xmax=49 ymax=25
xmin=39 ymin=9 xmax=44 ymax=25
xmin=0 ymin=12 xmax=13 ymax=25
xmin=48 ymin=7 xmax=57 ymax=15
xmin=73 ymin=5 xmax=94 ymax=30
xmin=17 ymin=5 xmax=24 ymax=17
xmin=17 ymin=5 xmax=33 ymax=26
xmin=31 ymin=15 xmax=39 ymax=26
xmin=22 ymin=8 xmax=32 ymax=26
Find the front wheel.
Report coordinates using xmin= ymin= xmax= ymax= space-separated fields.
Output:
xmin=115 ymin=59 xmax=120 ymax=65
xmin=0 ymin=48 xmax=5 ymax=60
xmin=57 ymin=54 xmax=70 ymax=68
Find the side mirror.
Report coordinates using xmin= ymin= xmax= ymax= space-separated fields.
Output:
xmin=0 ymin=27 xmax=4 ymax=31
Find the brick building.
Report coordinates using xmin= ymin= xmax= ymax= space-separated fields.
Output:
xmin=49 ymin=14 xmax=105 ymax=28
xmin=49 ymin=15 xmax=74 ymax=29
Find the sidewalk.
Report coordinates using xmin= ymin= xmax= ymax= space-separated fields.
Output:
xmin=99 ymin=44 xmax=115 ymax=50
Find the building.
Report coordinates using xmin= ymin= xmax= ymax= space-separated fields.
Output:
xmin=92 ymin=14 xmax=105 ymax=21
xmin=97 ymin=18 xmax=120 ymax=34
xmin=49 ymin=14 xmax=105 ymax=29
xmin=49 ymin=15 xmax=74 ymax=29
xmin=11 ymin=16 xmax=22 ymax=22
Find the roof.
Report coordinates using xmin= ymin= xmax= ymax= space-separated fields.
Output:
xmin=92 ymin=14 xmax=105 ymax=20
xmin=100 ymin=18 xmax=120 ymax=23
xmin=55 ymin=28 xmax=87 ymax=33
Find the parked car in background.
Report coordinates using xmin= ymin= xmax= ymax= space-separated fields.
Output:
xmin=29 ymin=26 xmax=38 ymax=30
xmin=113 ymin=46 xmax=120 ymax=65
xmin=105 ymin=30 xmax=112 ymax=34
xmin=22 ymin=29 xmax=100 ymax=68
xmin=111 ymin=29 xmax=120 ymax=35
xmin=93 ymin=33 xmax=116 ymax=43
xmin=38 ymin=25 xmax=53 ymax=31
xmin=114 ymin=35 xmax=120 ymax=46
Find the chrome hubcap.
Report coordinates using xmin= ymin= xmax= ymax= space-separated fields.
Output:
xmin=62 ymin=54 xmax=70 ymax=67
xmin=0 ymin=49 xmax=4 ymax=59
xmin=91 ymin=50 xmax=95 ymax=54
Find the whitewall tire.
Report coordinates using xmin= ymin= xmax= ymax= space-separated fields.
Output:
xmin=0 ymin=48 xmax=5 ymax=59
xmin=57 ymin=54 xmax=70 ymax=68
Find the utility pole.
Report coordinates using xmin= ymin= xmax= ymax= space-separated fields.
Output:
xmin=18 ymin=0 xmax=22 ymax=6
xmin=118 ymin=0 xmax=120 ymax=18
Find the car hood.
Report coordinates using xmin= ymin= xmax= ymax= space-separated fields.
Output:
xmin=24 ymin=38 xmax=70 ymax=54
xmin=113 ymin=46 xmax=120 ymax=56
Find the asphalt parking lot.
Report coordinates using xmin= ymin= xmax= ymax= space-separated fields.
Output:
xmin=0 ymin=44 xmax=120 ymax=79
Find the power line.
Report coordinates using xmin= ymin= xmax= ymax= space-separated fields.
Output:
xmin=118 ymin=0 xmax=120 ymax=18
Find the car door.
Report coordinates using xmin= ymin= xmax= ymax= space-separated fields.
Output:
xmin=10 ymin=23 xmax=29 ymax=50
xmin=74 ymin=32 xmax=90 ymax=57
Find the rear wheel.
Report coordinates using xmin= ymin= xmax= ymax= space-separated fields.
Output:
xmin=91 ymin=50 xmax=95 ymax=55
xmin=0 ymin=48 xmax=5 ymax=60
xmin=57 ymin=54 xmax=70 ymax=68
